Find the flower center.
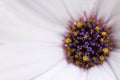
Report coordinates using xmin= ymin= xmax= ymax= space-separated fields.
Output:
xmin=63 ymin=16 xmax=115 ymax=69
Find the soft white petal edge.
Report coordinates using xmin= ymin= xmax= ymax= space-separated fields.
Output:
xmin=51 ymin=64 xmax=87 ymax=80
xmin=33 ymin=60 xmax=68 ymax=80
xmin=0 ymin=0 xmax=70 ymax=26
xmin=93 ymin=0 xmax=118 ymax=23
xmin=34 ymin=63 xmax=87 ymax=80
xmin=0 ymin=2 xmax=65 ymax=44
xmin=87 ymin=62 xmax=117 ymax=80
xmin=108 ymin=50 xmax=120 ymax=80
xmin=0 ymin=42 xmax=65 ymax=80
xmin=62 ymin=0 xmax=95 ymax=21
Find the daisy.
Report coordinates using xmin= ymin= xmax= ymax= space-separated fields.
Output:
xmin=0 ymin=0 xmax=120 ymax=80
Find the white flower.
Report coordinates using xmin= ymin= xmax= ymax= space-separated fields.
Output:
xmin=0 ymin=0 xmax=120 ymax=80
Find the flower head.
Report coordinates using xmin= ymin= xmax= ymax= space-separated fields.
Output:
xmin=63 ymin=15 xmax=115 ymax=69
xmin=0 ymin=0 xmax=120 ymax=80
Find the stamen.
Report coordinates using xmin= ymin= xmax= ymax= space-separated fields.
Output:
xmin=65 ymin=38 xmax=72 ymax=44
xmin=77 ymin=22 xmax=82 ymax=28
xmin=83 ymin=55 xmax=89 ymax=61
xmin=95 ymin=26 xmax=100 ymax=31
xmin=101 ymin=32 xmax=107 ymax=36
xmin=83 ymin=35 xmax=88 ymax=40
xmin=99 ymin=55 xmax=105 ymax=61
xmin=102 ymin=48 xmax=109 ymax=53
xmin=100 ymin=38 xmax=104 ymax=42
xmin=63 ymin=15 xmax=115 ymax=69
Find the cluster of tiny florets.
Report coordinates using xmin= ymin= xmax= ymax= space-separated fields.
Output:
xmin=63 ymin=16 xmax=114 ymax=69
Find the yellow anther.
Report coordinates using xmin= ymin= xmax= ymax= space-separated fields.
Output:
xmin=75 ymin=52 xmax=81 ymax=59
xmin=66 ymin=53 xmax=71 ymax=57
xmin=101 ymin=32 xmax=107 ymax=36
xmin=100 ymin=38 xmax=104 ymax=42
xmin=73 ymin=32 xmax=78 ymax=36
xmin=99 ymin=55 xmax=105 ymax=61
xmin=102 ymin=48 xmax=109 ymax=53
xmin=66 ymin=47 xmax=71 ymax=50
xmin=77 ymin=22 xmax=82 ymax=28
xmin=75 ymin=55 xmax=79 ymax=58
xmin=83 ymin=35 xmax=88 ymax=39
xmin=83 ymin=55 xmax=89 ymax=61
xmin=65 ymin=38 xmax=72 ymax=43
xmin=75 ymin=52 xmax=81 ymax=58
xmin=95 ymin=26 xmax=100 ymax=31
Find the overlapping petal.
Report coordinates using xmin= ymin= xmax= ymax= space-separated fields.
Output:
xmin=108 ymin=50 xmax=120 ymax=80
xmin=1 ymin=0 xmax=71 ymax=25
xmin=93 ymin=0 xmax=118 ymax=22
xmin=0 ymin=1 xmax=65 ymax=44
xmin=0 ymin=42 xmax=64 ymax=80
xmin=0 ymin=0 xmax=120 ymax=80
xmin=62 ymin=0 xmax=95 ymax=20
xmin=87 ymin=62 xmax=117 ymax=80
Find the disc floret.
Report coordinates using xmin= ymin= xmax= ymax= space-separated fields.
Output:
xmin=63 ymin=16 xmax=115 ymax=69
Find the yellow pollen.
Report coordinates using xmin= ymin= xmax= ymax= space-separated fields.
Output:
xmin=66 ymin=50 xmax=71 ymax=57
xmin=103 ymin=48 xmax=109 ymax=53
xmin=83 ymin=55 xmax=89 ymax=61
xmin=77 ymin=22 xmax=82 ymax=28
xmin=66 ymin=53 xmax=71 ymax=57
xmin=83 ymin=35 xmax=87 ymax=39
xmin=95 ymin=26 xmax=100 ymax=31
xmin=75 ymin=55 xmax=79 ymax=58
xmin=73 ymin=32 xmax=78 ymax=36
xmin=75 ymin=52 xmax=81 ymax=58
xmin=99 ymin=55 xmax=105 ymax=61
xmin=65 ymin=38 xmax=72 ymax=43
xmin=66 ymin=47 xmax=71 ymax=50
xmin=100 ymin=38 xmax=104 ymax=42
xmin=101 ymin=32 xmax=107 ymax=36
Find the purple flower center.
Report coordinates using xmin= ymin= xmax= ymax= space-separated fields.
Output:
xmin=63 ymin=16 xmax=115 ymax=69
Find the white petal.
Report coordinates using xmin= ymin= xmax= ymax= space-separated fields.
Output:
xmin=0 ymin=2 xmax=65 ymax=44
xmin=1 ymin=0 xmax=70 ymax=26
xmin=51 ymin=64 xmax=87 ymax=80
xmin=106 ymin=0 xmax=120 ymax=24
xmin=108 ymin=50 xmax=120 ymax=80
xmin=108 ymin=1 xmax=120 ymax=44
xmin=93 ymin=0 xmax=120 ymax=47
xmin=87 ymin=62 xmax=117 ymax=80
xmin=0 ymin=42 xmax=64 ymax=80
xmin=62 ymin=0 xmax=95 ymax=20
xmin=34 ymin=60 xmax=68 ymax=80
xmin=94 ymin=0 xmax=118 ymax=22
xmin=32 ymin=63 xmax=87 ymax=80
